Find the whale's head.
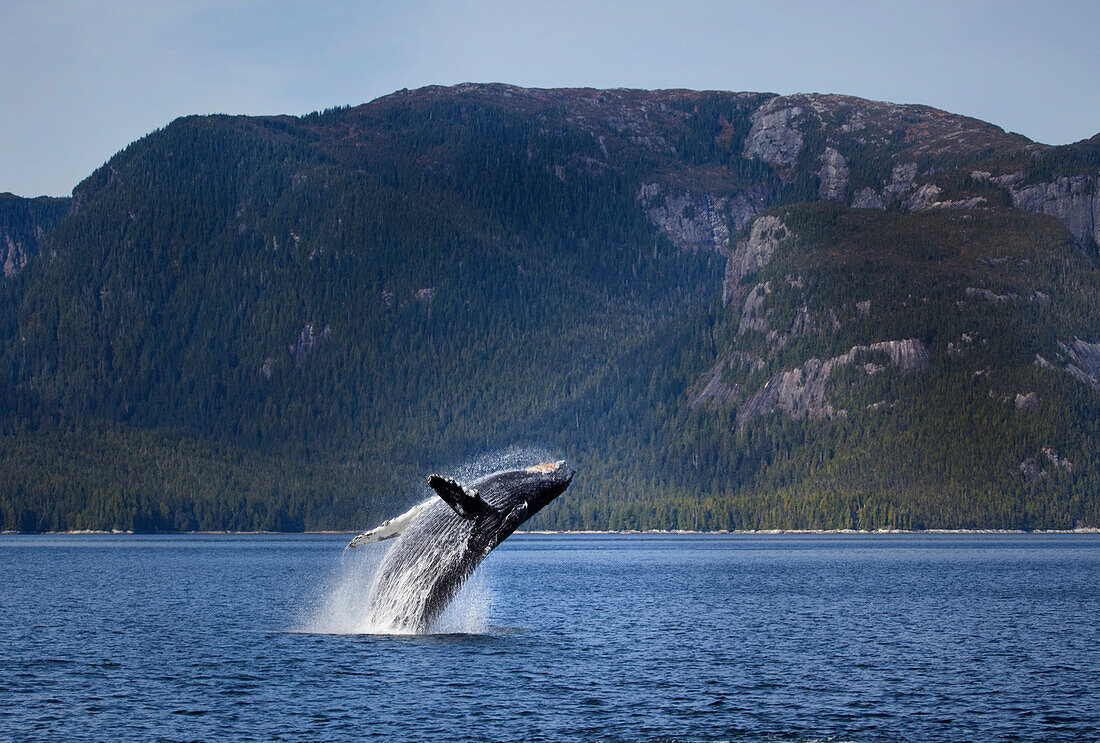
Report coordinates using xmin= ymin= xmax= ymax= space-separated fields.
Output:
xmin=518 ymin=460 xmax=576 ymax=512
xmin=422 ymin=459 xmax=575 ymax=533
xmin=464 ymin=459 xmax=575 ymax=519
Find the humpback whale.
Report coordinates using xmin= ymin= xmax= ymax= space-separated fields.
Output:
xmin=348 ymin=460 xmax=575 ymax=632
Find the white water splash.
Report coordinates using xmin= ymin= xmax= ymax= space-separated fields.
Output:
xmin=299 ymin=541 xmax=496 ymax=635
xmin=298 ymin=543 xmax=388 ymax=634
xmin=434 ymin=568 xmax=494 ymax=635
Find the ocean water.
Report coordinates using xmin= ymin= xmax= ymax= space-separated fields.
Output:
xmin=1 ymin=533 xmax=1097 ymax=742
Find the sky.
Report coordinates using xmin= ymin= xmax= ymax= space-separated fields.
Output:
xmin=2 ymin=0 xmax=1098 ymax=197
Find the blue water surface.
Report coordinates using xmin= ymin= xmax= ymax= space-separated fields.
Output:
xmin=1 ymin=533 xmax=1097 ymax=742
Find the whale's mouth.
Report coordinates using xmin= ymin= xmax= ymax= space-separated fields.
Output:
xmin=524 ymin=460 xmax=565 ymax=474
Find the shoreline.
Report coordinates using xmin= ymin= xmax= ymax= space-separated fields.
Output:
xmin=525 ymin=527 xmax=1100 ymax=535
xmin=5 ymin=527 xmax=1099 ymax=536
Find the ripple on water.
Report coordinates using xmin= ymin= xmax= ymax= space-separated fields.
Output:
xmin=2 ymin=533 xmax=1100 ymax=742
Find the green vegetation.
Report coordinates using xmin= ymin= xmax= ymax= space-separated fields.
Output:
xmin=0 ymin=88 xmax=1097 ymax=532
xmin=0 ymin=192 xmax=70 ymax=234
xmin=0 ymin=193 xmax=71 ymax=275
xmin=611 ymin=203 xmax=1100 ymax=532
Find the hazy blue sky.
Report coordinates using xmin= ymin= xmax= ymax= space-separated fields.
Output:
xmin=3 ymin=0 xmax=1098 ymax=196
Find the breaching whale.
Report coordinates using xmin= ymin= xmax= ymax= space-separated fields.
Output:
xmin=348 ymin=460 xmax=575 ymax=632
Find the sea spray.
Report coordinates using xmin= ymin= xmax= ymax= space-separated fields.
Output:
xmin=436 ymin=445 xmax=556 ymax=490
xmin=299 ymin=541 xmax=389 ymax=634
xmin=432 ymin=566 xmax=494 ymax=635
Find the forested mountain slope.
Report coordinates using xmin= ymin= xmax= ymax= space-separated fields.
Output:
xmin=0 ymin=193 xmax=71 ymax=278
xmin=1 ymin=85 xmax=1097 ymax=531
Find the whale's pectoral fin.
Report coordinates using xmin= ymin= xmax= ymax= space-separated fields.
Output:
xmin=427 ymin=475 xmax=497 ymax=520
xmin=348 ymin=500 xmax=431 ymax=548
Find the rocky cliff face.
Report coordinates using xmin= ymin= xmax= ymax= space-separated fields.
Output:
xmin=743 ymin=99 xmax=804 ymax=168
xmin=818 ymin=147 xmax=849 ymax=201
xmin=1007 ymin=176 xmax=1100 ymax=251
xmin=0 ymin=194 xmax=71 ymax=277
xmin=723 ymin=91 xmax=1099 ymax=259
xmin=1044 ymin=338 xmax=1100 ymax=389
xmin=693 ymin=196 xmax=1099 ymax=457
xmin=2 ymin=235 xmax=27 ymax=278
xmin=735 ymin=339 xmax=930 ymax=427
xmin=722 ymin=215 xmax=790 ymax=306
xmin=637 ymin=183 xmax=764 ymax=253
xmin=688 ymin=351 xmax=764 ymax=409
xmin=738 ymin=92 xmax=1034 ymax=188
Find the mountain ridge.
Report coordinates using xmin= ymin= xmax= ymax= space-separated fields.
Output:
xmin=1 ymin=84 xmax=1097 ymax=532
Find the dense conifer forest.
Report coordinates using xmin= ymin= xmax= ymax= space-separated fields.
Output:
xmin=1 ymin=85 xmax=1097 ymax=532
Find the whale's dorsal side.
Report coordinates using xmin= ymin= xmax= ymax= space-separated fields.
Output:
xmin=427 ymin=474 xmax=497 ymax=520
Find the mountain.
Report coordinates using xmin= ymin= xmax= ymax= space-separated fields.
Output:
xmin=1 ymin=84 xmax=1097 ymax=532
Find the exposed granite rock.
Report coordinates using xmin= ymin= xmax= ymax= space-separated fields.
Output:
xmin=818 ymin=147 xmax=849 ymax=201
xmin=991 ymin=171 xmax=1025 ymax=188
xmin=743 ymin=101 xmax=804 ymax=168
xmin=1015 ymin=392 xmax=1040 ymax=410
xmin=1036 ymin=339 xmax=1100 ymax=389
xmin=930 ymin=196 xmax=988 ymax=210
xmin=734 ymin=285 xmax=828 ymax=346
xmin=725 ymin=191 xmax=768 ymax=236
xmin=1020 ymin=448 xmax=1073 ymax=483
xmin=1009 ymin=175 xmax=1100 ymax=251
xmin=737 ymin=282 xmax=771 ymax=335
xmin=788 ymin=304 xmax=816 ymax=336
xmin=859 ymin=174 xmax=991 ymax=213
xmin=885 ymin=163 xmax=919 ymax=198
xmin=289 ymin=322 xmax=331 ymax=363
xmin=737 ymin=355 xmax=844 ymax=424
xmin=1020 ymin=457 xmax=1043 ymax=484
xmin=902 ymin=183 xmax=943 ymax=212
xmin=736 ymin=339 xmax=930 ymax=426
xmin=2 ymin=235 xmax=29 ymax=278
xmin=873 ymin=338 xmax=932 ymax=373
xmin=849 ymin=163 xmax=921 ymax=211
xmin=637 ymin=184 xmax=764 ymax=253
xmin=688 ymin=351 xmax=764 ymax=409
xmin=1058 ymin=338 xmax=1100 ymax=389
xmin=1043 ymin=447 xmax=1073 ymax=472
xmin=851 ymin=188 xmax=885 ymax=209
xmin=948 ymin=333 xmax=977 ymax=356
xmin=965 ymin=287 xmax=1017 ymax=304
xmin=723 ymin=215 xmax=790 ymax=306
xmin=262 ymin=322 xmax=333 ymax=375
